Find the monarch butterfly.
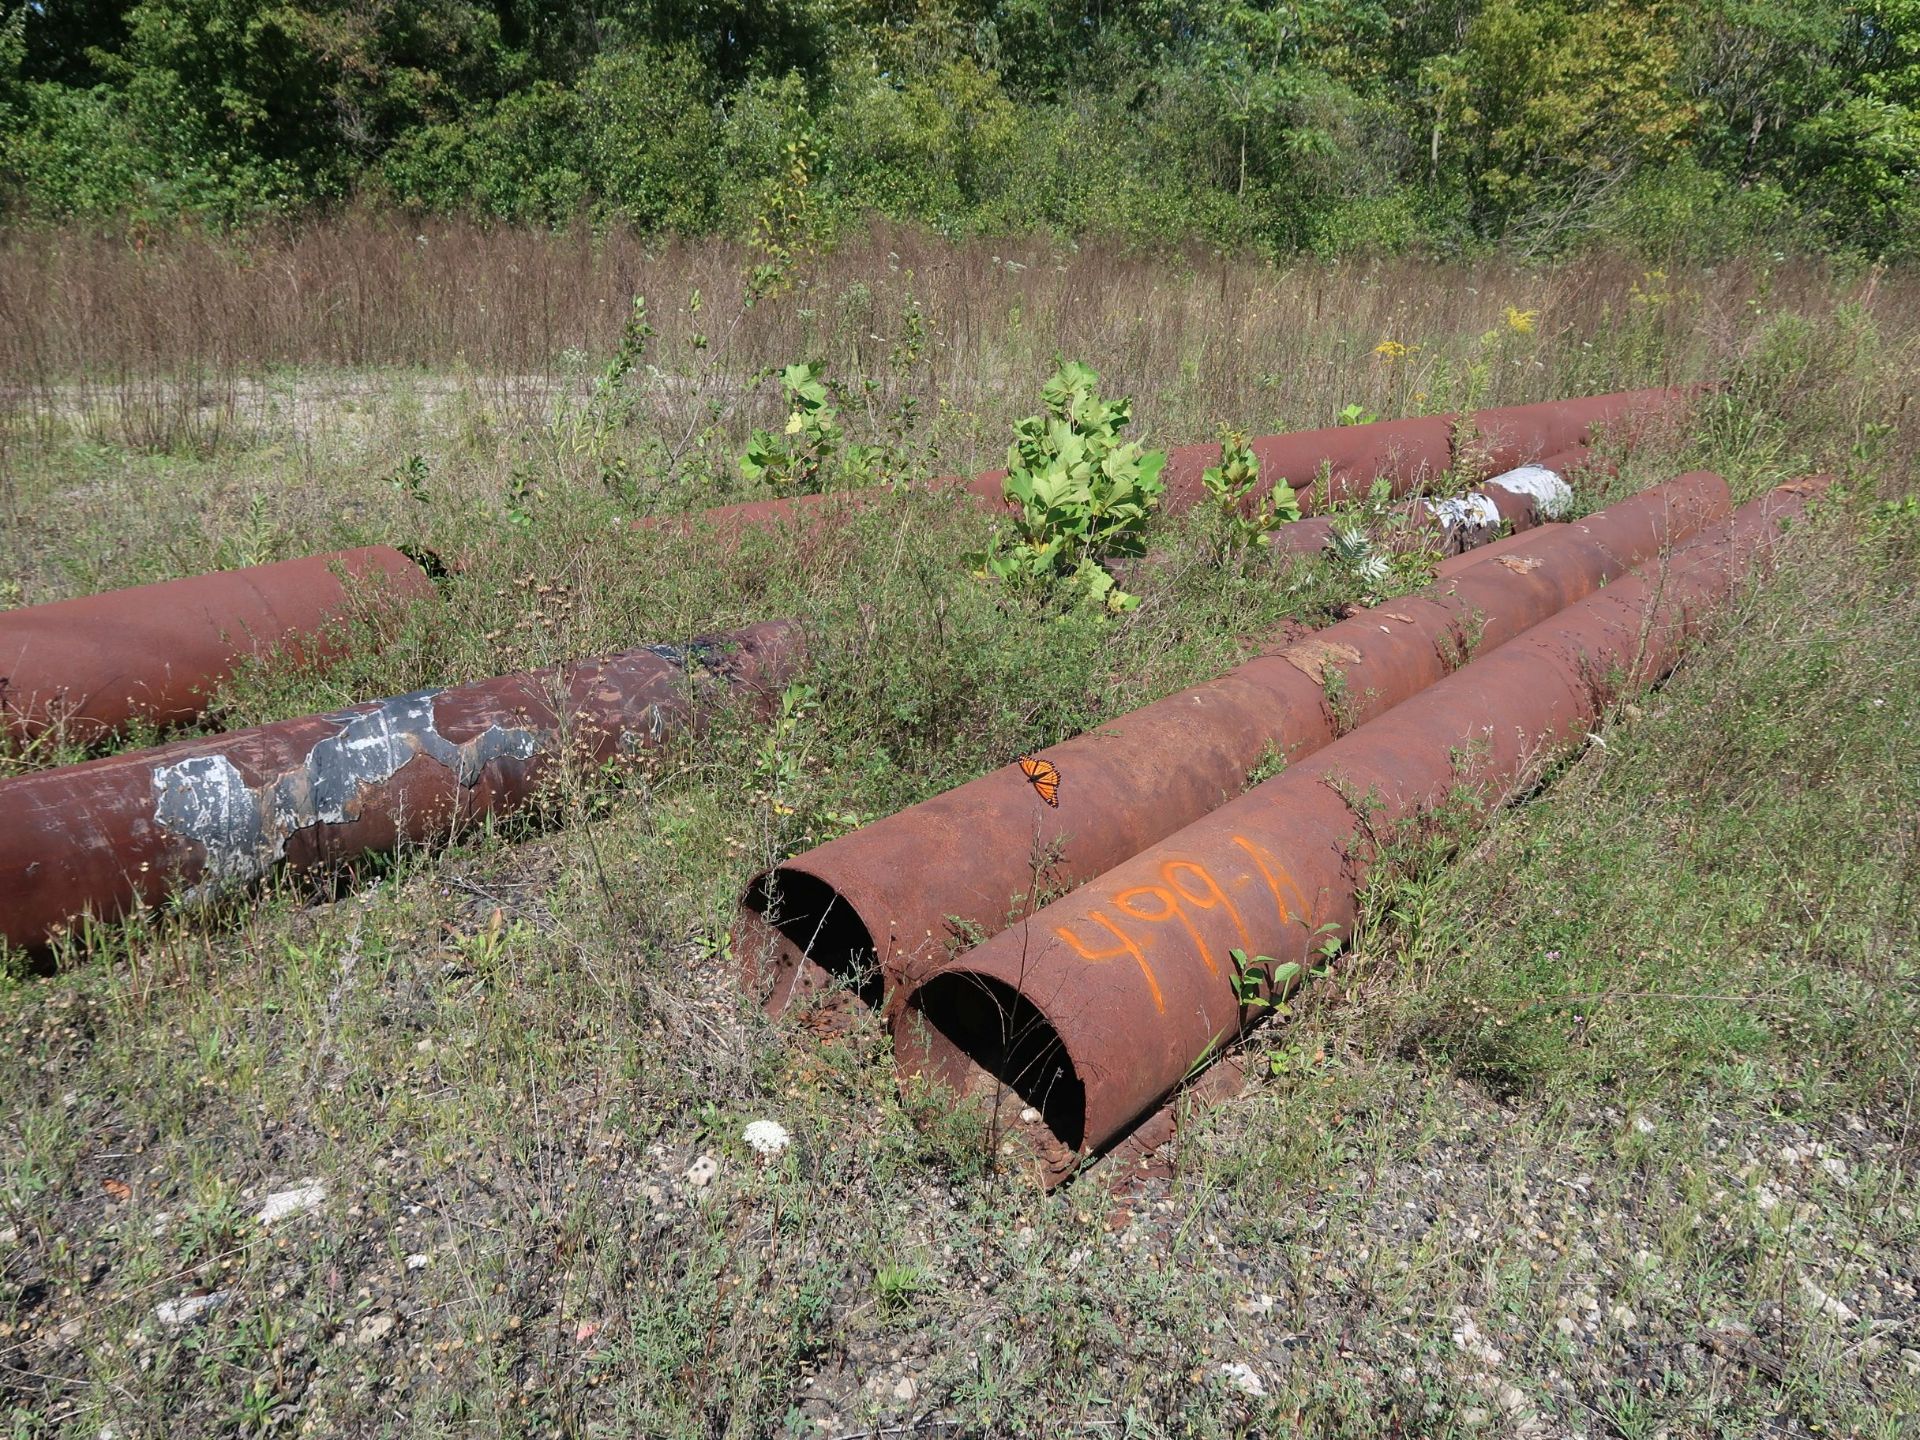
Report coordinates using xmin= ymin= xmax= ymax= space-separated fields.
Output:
xmin=1017 ymin=755 xmax=1062 ymax=808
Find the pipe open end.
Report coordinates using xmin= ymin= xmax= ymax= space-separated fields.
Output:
xmin=895 ymin=972 xmax=1087 ymax=1166
xmin=735 ymin=867 xmax=884 ymax=1013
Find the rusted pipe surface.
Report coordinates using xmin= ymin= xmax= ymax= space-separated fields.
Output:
xmin=736 ymin=472 xmax=1730 ymax=1013
xmin=0 ymin=548 xmax=436 ymax=745
xmin=0 ymin=622 xmax=804 ymax=954
xmin=1432 ymin=522 xmax=1565 ymax=578
xmin=891 ymin=479 xmax=1826 ymax=1179
xmin=1467 ymin=386 xmax=1696 ymax=472
xmin=644 ymin=388 xmax=1693 ymax=541
xmin=1270 ymin=447 xmax=1596 ymax=558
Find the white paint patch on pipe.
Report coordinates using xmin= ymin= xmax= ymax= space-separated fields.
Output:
xmin=152 ymin=688 xmax=542 ymax=891
xmin=153 ymin=754 xmax=271 ymax=885
xmin=1432 ymin=494 xmax=1503 ymax=530
xmin=1486 ymin=464 xmax=1574 ymax=519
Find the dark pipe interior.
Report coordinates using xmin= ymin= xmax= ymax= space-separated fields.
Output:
xmin=905 ymin=973 xmax=1086 ymax=1156
xmin=743 ymin=867 xmax=884 ymax=1009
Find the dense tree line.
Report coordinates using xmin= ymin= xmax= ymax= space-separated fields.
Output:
xmin=2 ymin=1 xmax=1916 ymax=254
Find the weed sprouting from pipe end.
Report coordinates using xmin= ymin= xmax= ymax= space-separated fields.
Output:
xmin=895 ymin=972 xmax=1086 ymax=1163
xmin=737 ymin=866 xmax=884 ymax=1010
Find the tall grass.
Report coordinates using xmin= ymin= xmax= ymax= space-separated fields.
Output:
xmin=6 ymin=214 xmax=1908 ymax=466
xmin=0 ymin=222 xmax=1916 ymax=1438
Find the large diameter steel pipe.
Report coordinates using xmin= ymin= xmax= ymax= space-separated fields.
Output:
xmin=1432 ymin=522 xmax=1565 ymax=578
xmin=0 ymin=622 xmax=804 ymax=954
xmin=892 ymin=479 xmax=1827 ymax=1178
xmin=1468 ymin=386 xmax=1696 ymax=472
xmin=0 ymin=547 xmax=437 ymax=745
xmin=735 ymin=472 xmax=1730 ymax=1012
xmin=644 ymin=387 xmax=1695 ymax=541
xmin=1154 ymin=416 xmax=1453 ymax=517
xmin=1268 ymin=448 xmax=1595 ymax=558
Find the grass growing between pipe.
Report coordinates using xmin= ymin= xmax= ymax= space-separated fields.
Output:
xmin=1187 ymin=495 xmax=1918 ymax=1436
xmin=0 ymin=232 xmax=1915 ymax=1438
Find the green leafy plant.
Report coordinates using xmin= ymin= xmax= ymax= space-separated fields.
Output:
xmin=504 ymin=462 xmax=541 ymax=529
xmin=533 ymin=289 xmax=708 ymax=507
xmin=1337 ymin=402 xmax=1380 ymax=426
xmin=874 ymin=1262 xmax=929 ymax=1315
xmin=548 ymin=294 xmax=654 ymax=502
xmin=1326 ymin=521 xmax=1390 ymax=589
xmin=746 ymin=133 xmax=823 ymax=304
xmin=1201 ymin=429 xmax=1302 ymax=560
xmin=755 ymin=680 xmax=816 ymax=805
xmin=970 ymin=361 xmax=1167 ymax=613
xmin=1324 ymin=479 xmax=1446 ymax=601
xmin=741 ymin=362 xmax=882 ymax=495
xmin=385 ymin=453 xmax=429 ymax=504
xmin=1228 ymin=948 xmax=1304 ymax=1012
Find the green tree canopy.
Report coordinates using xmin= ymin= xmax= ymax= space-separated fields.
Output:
xmin=2 ymin=0 xmax=1915 ymax=252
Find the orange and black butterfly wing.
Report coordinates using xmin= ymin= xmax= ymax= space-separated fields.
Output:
xmin=1017 ymin=756 xmax=1062 ymax=807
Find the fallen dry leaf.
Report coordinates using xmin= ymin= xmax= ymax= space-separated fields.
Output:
xmin=101 ymin=1178 xmax=131 ymax=1202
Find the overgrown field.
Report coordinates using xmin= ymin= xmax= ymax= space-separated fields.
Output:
xmin=1 ymin=228 xmax=1916 ymax=1438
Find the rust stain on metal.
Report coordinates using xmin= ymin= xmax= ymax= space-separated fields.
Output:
xmin=1283 ymin=640 xmax=1364 ymax=684
xmin=1499 ymin=555 xmax=1545 ymax=574
xmin=734 ymin=471 xmax=1730 ymax=1017
xmin=1 ymin=623 xmax=803 ymax=954
xmin=890 ymin=479 xmax=1826 ymax=1185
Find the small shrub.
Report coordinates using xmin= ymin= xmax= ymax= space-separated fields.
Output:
xmin=1200 ymin=429 xmax=1302 ymax=562
xmin=740 ymin=362 xmax=882 ymax=495
xmin=970 ymin=361 xmax=1167 ymax=613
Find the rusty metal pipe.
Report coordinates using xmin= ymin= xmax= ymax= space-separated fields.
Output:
xmin=645 ymin=388 xmax=1694 ymax=541
xmin=1467 ymin=387 xmax=1695 ymax=472
xmin=1432 ymin=521 xmax=1566 ymax=578
xmin=735 ymin=472 xmax=1730 ymax=1013
xmin=0 ymin=622 xmax=804 ymax=954
xmin=1268 ymin=447 xmax=1599 ymax=558
xmin=0 ymin=548 xmax=437 ymax=746
xmin=891 ymin=479 xmax=1827 ymax=1178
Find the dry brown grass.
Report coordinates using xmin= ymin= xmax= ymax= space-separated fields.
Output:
xmin=5 ymin=215 xmax=1907 ymax=469
xmin=0 ymin=222 xmax=1915 ymax=1439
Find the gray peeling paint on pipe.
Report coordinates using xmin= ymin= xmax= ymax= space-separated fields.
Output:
xmin=0 ymin=626 xmax=804 ymax=954
xmin=152 ymin=688 xmax=542 ymax=891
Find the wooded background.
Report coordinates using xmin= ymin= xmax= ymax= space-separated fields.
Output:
xmin=3 ymin=1 xmax=1916 ymax=254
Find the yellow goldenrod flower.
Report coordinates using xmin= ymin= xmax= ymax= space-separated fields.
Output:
xmin=1505 ymin=306 xmax=1537 ymax=334
xmin=1373 ymin=339 xmax=1415 ymax=361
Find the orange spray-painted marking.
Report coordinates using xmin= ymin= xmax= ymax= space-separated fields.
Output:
xmin=1161 ymin=860 xmax=1254 ymax=958
xmin=1055 ymin=912 xmax=1166 ymax=1014
xmin=1113 ymin=884 xmax=1220 ymax=979
xmin=1230 ymin=834 xmax=1314 ymax=931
